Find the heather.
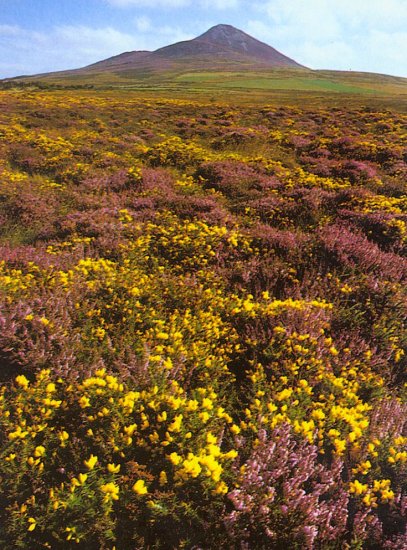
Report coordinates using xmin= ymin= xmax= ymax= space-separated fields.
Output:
xmin=0 ymin=90 xmax=406 ymax=549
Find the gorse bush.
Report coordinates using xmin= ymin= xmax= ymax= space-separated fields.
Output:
xmin=0 ymin=90 xmax=406 ymax=548
xmin=0 ymin=369 xmax=237 ymax=548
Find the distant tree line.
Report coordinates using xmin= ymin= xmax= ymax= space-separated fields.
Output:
xmin=0 ymin=80 xmax=95 ymax=90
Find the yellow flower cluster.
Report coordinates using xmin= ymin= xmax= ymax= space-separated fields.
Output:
xmin=358 ymin=194 xmax=407 ymax=214
xmin=349 ymin=478 xmax=395 ymax=507
xmin=242 ymin=329 xmax=384 ymax=461
xmin=144 ymin=136 xmax=210 ymax=168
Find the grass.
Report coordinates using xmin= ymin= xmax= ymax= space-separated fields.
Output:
xmin=4 ymin=64 xmax=406 ymax=102
xmin=174 ymin=72 xmax=382 ymax=94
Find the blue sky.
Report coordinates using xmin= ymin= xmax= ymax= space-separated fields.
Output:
xmin=1 ymin=0 xmax=406 ymax=78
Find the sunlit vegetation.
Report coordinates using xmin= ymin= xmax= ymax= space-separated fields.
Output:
xmin=0 ymin=89 xmax=406 ymax=549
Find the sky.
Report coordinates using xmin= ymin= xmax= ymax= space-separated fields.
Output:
xmin=0 ymin=0 xmax=406 ymax=79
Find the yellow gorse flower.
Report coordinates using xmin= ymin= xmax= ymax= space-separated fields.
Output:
xmin=16 ymin=375 xmax=30 ymax=389
xmin=101 ymin=482 xmax=120 ymax=502
xmin=84 ymin=454 xmax=98 ymax=470
xmin=34 ymin=446 xmax=46 ymax=458
xmin=349 ymin=479 xmax=368 ymax=495
xmin=107 ymin=463 xmax=121 ymax=474
xmin=132 ymin=479 xmax=148 ymax=495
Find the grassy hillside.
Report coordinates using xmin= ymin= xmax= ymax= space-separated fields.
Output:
xmin=5 ymin=64 xmax=407 ymax=100
xmin=0 ymin=86 xmax=406 ymax=548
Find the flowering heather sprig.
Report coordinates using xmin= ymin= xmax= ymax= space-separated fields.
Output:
xmin=369 ymin=398 xmax=407 ymax=442
xmin=0 ymin=296 xmax=82 ymax=379
xmin=196 ymin=160 xmax=280 ymax=200
xmin=224 ymin=425 xmax=348 ymax=548
xmin=320 ymin=225 xmax=406 ymax=282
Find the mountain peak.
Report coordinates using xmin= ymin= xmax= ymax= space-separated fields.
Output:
xmin=77 ymin=24 xmax=305 ymax=75
xmin=153 ymin=24 xmax=304 ymax=68
xmin=197 ymin=24 xmax=261 ymax=51
xmin=199 ymin=24 xmax=241 ymax=36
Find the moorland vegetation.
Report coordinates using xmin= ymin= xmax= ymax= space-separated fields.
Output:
xmin=0 ymin=88 xmax=406 ymax=548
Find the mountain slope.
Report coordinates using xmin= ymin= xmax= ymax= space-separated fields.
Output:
xmin=151 ymin=24 xmax=304 ymax=68
xmin=85 ymin=50 xmax=151 ymax=70
xmin=69 ymin=24 xmax=305 ymax=75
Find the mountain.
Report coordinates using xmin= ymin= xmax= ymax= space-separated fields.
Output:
xmin=5 ymin=23 xmax=406 ymax=98
xmin=150 ymin=25 xmax=303 ymax=67
xmin=75 ymin=24 xmax=305 ymax=74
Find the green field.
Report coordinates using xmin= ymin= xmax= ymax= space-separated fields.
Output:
xmin=5 ymin=64 xmax=407 ymax=103
xmin=174 ymin=72 xmax=381 ymax=94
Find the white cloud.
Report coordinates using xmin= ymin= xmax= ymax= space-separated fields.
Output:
xmin=153 ymin=25 xmax=192 ymax=40
xmin=248 ymin=0 xmax=407 ymax=76
xmin=134 ymin=16 xmax=152 ymax=32
xmin=259 ymin=0 xmax=407 ymax=31
xmin=55 ymin=25 xmax=140 ymax=56
xmin=132 ymin=18 xmax=192 ymax=44
xmin=0 ymin=21 xmax=197 ymax=79
xmin=0 ymin=24 xmax=145 ymax=78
